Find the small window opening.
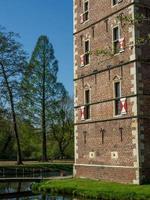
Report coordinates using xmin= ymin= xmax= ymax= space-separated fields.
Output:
xmin=112 ymin=0 xmax=118 ymax=6
xmin=104 ymin=19 xmax=109 ymax=32
xmin=85 ymin=89 xmax=90 ymax=119
xmin=83 ymin=131 xmax=87 ymax=144
xmin=80 ymin=35 xmax=83 ymax=47
xmin=84 ymin=1 xmax=89 ymax=21
xmin=84 ymin=40 xmax=90 ymax=65
xmin=92 ymin=26 xmax=95 ymax=38
xmin=114 ymin=82 xmax=121 ymax=115
xmin=113 ymin=26 xmax=120 ymax=54
xmin=119 ymin=127 xmax=123 ymax=142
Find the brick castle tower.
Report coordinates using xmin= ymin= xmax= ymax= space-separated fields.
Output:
xmin=74 ymin=0 xmax=150 ymax=184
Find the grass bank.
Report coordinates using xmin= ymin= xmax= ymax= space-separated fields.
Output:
xmin=33 ymin=178 xmax=150 ymax=200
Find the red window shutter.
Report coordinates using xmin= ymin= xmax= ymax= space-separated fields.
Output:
xmin=120 ymin=98 xmax=127 ymax=115
xmin=80 ymin=54 xmax=85 ymax=67
xmin=80 ymin=106 xmax=85 ymax=120
xmin=119 ymin=38 xmax=125 ymax=52
xmin=80 ymin=14 xmax=84 ymax=24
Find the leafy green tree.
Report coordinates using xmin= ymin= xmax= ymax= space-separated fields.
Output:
xmin=21 ymin=35 xmax=66 ymax=161
xmin=0 ymin=108 xmax=15 ymax=159
xmin=19 ymin=120 xmax=41 ymax=160
xmin=0 ymin=28 xmax=27 ymax=164
xmin=49 ymin=95 xmax=74 ymax=159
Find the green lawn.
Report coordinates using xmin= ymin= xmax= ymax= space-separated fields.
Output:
xmin=33 ymin=178 xmax=150 ymax=200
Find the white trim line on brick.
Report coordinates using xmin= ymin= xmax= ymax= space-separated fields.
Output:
xmin=75 ymin=163 xmax=136 ymax=169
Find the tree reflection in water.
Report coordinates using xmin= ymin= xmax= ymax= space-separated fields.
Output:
xmin=0 ymin=181 xmax=75 ymax=200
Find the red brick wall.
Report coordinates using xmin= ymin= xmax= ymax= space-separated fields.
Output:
xmin=75 ymin=165 xmax=136 ymax=184
xmin=76 ymin=120 xmax=134 ymax=166
xmin=75 ymin=0 xmax=134 ymax=33
xmin=75 ymin=64 xmax=135 ymax=122
xmin=75 ymin=7 xmax=133 ymax=78
xmin=74 ymin=0 xmax=150 ymax=184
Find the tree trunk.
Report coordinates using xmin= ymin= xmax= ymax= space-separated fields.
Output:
xmin=59 ymin=142 xmax=65 ymax=160
xmin=59 ymin=120 xmax=65 ymax=159
xmin=0 ymin=62 xmax=23 ymax=165
xmin=12 ymin=104 xmax=22 ymax=165
xmin=41 ymin=59 xmax=47 ymax=162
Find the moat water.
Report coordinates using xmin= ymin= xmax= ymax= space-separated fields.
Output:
xmin=0 ymin=181 xmax=75 ymax=200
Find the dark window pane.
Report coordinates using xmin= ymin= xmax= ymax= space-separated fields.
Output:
xmin=84 ymin=40 xmax=90 ymax=65
xmin=80 ymin=35 xmax=83 ymax=46
xmin=104 ymin=19 xmax=109 ymax=32
xmin=84 ymin=11 xmax=89 ymax=21
xmin=113 ymin=27 xmax=119 ymax=54
xmin=84 ymin=1 xmax=88 ymax=11
xmin=85 ymin=90 xmax=90 ymax=119
xmin=83 ymin=1 xmax=89 ymax=21
xmin=115 ymin=82 xmax=120 ymax=98
xmin=85 ymin=90 xmax=90 ymax=103
xmin=113 ymin=27 xmax=119 ymax=41
xmin=85 ymin=41 xmax=89 ymax=52
xmin=85 ymin=105 xmax=90 ymax=119
xmin=84 ymin=53 xmax=89 ymax=65
xmin=92 ymin=26 xmax=95 ymax=38
xmin=113 ymin=0 xmax=118 ymax=5
xmin=114 ymin=41 xmax=120 ymax=54
xmin=114 ymin=82 xmax=121 ymax=115
xmin=115 ymin=100 xmax=121 ymax=115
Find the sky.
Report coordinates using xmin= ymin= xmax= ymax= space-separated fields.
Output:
xmin=0 ymin=0 xmax=73 ymax=95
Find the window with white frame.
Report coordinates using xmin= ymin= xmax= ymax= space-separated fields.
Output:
xmin=80 ymin=39 xmax=90 ymax=67
xmin=114 ymin=82 xmax=121 ymax=115
xmin=84 ymin=0 xmax=89 ymax=21
xmin=80 ymin=0 xmax=89 ymax=23
xmin=113 ymin=26 xmax=120 ymax=54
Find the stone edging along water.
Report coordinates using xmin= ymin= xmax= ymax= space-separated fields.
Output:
xmin=0 ymin=163 xmax=73 ymax=180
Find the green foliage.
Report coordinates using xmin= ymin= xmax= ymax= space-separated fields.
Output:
xmin=0 ymin=30 xmax=74 ymax=161
xmin=0 ymin=110 xmax=41 ymax=160
xmin=0 ymin=28 xmax=27 ymax=109
xmin=116 ymin=13 xmax=145 ymax=26
xmin=33 ymin=179 xmax=150 ymax=200
xmin=0 ymin=27 xmax=28 ymax=164
xmin=92 ymin=12 xmax=150 ymax=59
xmin=90 ymin=48 xmax=113 ymax=57
xmin=48 ymin=95 xmax=74 ymax=159
xmin=0 ymin=109 xmax=16 ymax=159
xmin=20 ymin=35 xmax=74 ymax=160
xmin=20 ymin=35 xmax=70 ymax=161
xmin=21 ymin=35 xmax=63 ymax=126
xmin=19 ymin=121 xmax=41 ymax=160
